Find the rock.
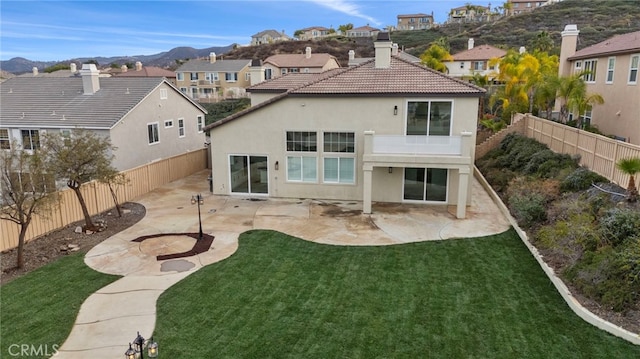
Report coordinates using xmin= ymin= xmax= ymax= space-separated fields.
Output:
xmin=122 ymin=209 xmax=132 ymax=214
xmin=69 ymin=247 xmax=80 ymax=252
xmin=68 ymin=244 xmax=79 ymax=249
xmin=74 ymin=226 xmax=83 ymax=233
xmin=85 ymin=230 xmax=94 ymax=235
xmin=60 ymin=245 xmax=68 ymax=251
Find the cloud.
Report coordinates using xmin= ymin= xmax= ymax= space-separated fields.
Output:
xmin=306 ymin=0 xmax=380 ymax=25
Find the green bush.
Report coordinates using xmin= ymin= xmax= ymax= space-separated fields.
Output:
xmin=534 ymin=213 xmax=600 ymax=265
xmin=599 ymin=208 xmax=640 ymax=247
xmin=524 ymin=150 xmax=577 ymax=178
xmin=508 ymin=193 xmax=547 ymax=228
xmin=560 ymin=167 xmax=608 ymax=192
xmin=483 ymin=168 xmax=516 ymax=192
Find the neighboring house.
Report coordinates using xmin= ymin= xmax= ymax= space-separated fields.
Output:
xmin=557 ymin=25 xmax=640 ymax=145
xmin=296 ymin=26 xmax=332 ymax=40
xmin=396 ymin=13 xmax=434 ymax=30
xmin=346 ymin=25 xmax=380 ymax=38
xmin=447 ymin=4 xmax=492 ymax=23
xmin=0 ymin=64 xmax=207 ymax=171
xmin=347 ymin=43 xmax=420 ymax=67
xmin=205 ymin=33 xmax=485 ymax=219
xmin=507 ymin=0 xmax=547 ymax=15
xmin=251 ymin=29 xmax=290 ymax=46
xmin=175 ymin=53 xmax=252 ymax=102
xmin=113 ymin=61 xmax=177 ymax=86
xmin=446 ymin=39 xmax=506 ymax=79
xmin=261 ymin=47 xmax=340 ymax=80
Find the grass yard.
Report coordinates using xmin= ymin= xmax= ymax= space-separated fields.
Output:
xmin=156 ymin=229 xmax=640 ymax=358
xmin=0 ymin=253 xmax=120 ymax=357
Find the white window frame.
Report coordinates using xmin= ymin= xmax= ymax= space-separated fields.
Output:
xmin=147 ymin=122 xmax=160 ymax=145
xmin=164 ymin=119 xmax=173 ymax=128
xmin=285 ymin=131 xmax=317 ymax=183
xmin=177 ymin=72 xmax=184 ymax=81
xmin=583 ymin=59 xmax=597 ymax=83
xmin=160 ymin=88 xmax=168 ymax=99
xmin=190 ymin=72 xmax=198 ymax=81
xmin=0 ymin=129 xmax=11 ymax=149
xmin=286 ymin=156 xmax=317 ymax=183
xmin=178 ymin=118 xmax=185 ymax=138
xmin=21 ymin=129 xmax=40 ymax=150
xmin=322 ymin=132 xmax=356 ymax=184
xmin=629 ymin=54 xmax=639 ymax=84
xmin=405 ymin=99 xmax=454 ymax=136
xmin=606 ymin=57 xmax=615 ymax=84
xmin=225 ymin=72 xmax=238 ymax=82
xmin=197 ymin=116 xmax=204 ymax=133
xmin=575 ymin=61 xmax=582 ymax=69
xmin=205 ymin=72 xmax=218 ymax=83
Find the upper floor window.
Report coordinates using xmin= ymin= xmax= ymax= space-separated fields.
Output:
xmin=473 ymin=61 xmax=485 ymax=71
xmin=21 ymin=129 xmax=40 ymax=150
xmin=629 ymin=54 xmax=639 ymax=84
xmin=323 ymin=132 xmax=354 ymax=153
xmin=289 ymin=68 xmax=300 ymax=73
xmin=197 ymin=116 xmax=204 ymax=133
xmin=606 ymin=57 xmax=615 ymax=84
xmin=286 ymin=131 xmax=317 ymax=152
xmin=205 ymin=72 xmax=218 ymax=83
xmin=147 ymin=123 xmax=159 ymax=145
xmin=281 ymin=68 xmax=288 ymax=75
xmin=265 ymin=68 xmax=273 ymax=80
xmin=225 ymin=72 xmax=238 ymax=82
xmin=177 ymin=72 xmax=184 ymax=81
xmin=245 ymin=72 xmax=251 ymax=81
xmin=180 ymin=87 xmax=187 ymax=94
xmin=164 ymin=119 xmax=173 ymax=128
xmin=190 ymin=72 xmax=198 ymax=81
xmin=406 ymin=101 xmax=452 ymax=136
xmin=0 ymin=129 xmax=10 ymax=149
xmin=178 ymin=118 xmax=185 ymax=137
xmin=583 ymin=59 xmax=597 ymax=82
xmin=160 ymin=88 xmax=168 ymax=99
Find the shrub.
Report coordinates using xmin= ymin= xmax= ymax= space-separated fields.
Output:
xmin=483 ymin=168 xmax=516 ymax=192
xmin=508 ymin=192 xmax=547 ymax=228
xmin=534 ymin=213 xmax=600 ymax=266
xmin=599 ymin=208 xmax=640 ymax=247
xmin=507 ymin=177 xmax=560 ymax=203
xmin=560 ymin=167 xmax=608 ymax=192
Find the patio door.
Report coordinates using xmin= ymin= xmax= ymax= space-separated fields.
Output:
xmin=403 ymin=168 xmax=448 ymax=202
xmin=229 ymin=155 xmax=268 ymax=195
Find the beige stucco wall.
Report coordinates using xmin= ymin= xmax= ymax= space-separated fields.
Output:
xmin=210 ymin=95 xmax=479 ymax=204
xmin=583 ymin=54 xmax=640 ymax=145
xmin=110 ymin=83 xmax=206 ymax=170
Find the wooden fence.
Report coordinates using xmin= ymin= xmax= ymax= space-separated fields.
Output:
xmin=1 ymin=149 xmax=207 ymax=252
xmin=475 ymin=113 xmax=640 ymax=188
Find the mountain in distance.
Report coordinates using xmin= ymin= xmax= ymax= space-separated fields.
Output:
xmin=0 ymin=44 xmax=236 ymax=75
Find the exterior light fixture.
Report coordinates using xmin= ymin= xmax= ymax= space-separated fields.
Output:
xmin=275 ymin=161 xmax=279 ymax=170
xmin=393 ymin=105 xmax=398 ymax=115
xmin=191 ymin=194 xmax=204 ymax=241
xmin=388 ymin=167 xmax=393 ymax=173
xmin=125 ymin=332 xmax=158 ymax=358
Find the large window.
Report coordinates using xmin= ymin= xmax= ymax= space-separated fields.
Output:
xmin=403 ymin=168 xmax=448 ymax=202
xmin=178 ymin=118 xmax=185 ymax=137
xmin=606 ymin=57 xmax=615 ymax=84
xmin=286 ymin=131 xmax=317 ymax=182
xmin=323 ymin=132 xmax=355 ymax=184
xmin=406 ymin=101 xmax=452 ymax=136
xmin=0 ymin=129 xmax=10 ymax=149
xmin=21 ymin=130 xmax=40 ymax=150
xmin=629 ymin=54 xmax=639 ymax=84
xmin=197 ymin=116 xmax=204 ymax=133
xmin=205 ymin=72 xmax=218 ymax=83
xmin=230 ymin=155 xmax=268 ymax=194
xmin=225 ymin=72 xmax=238 ymax=82
xmin=147 ymin=123 xmax=159 ymax=144
xmin=583 ymin=59 xmax=597 ymax=82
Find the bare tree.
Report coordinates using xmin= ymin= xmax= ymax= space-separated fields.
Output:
xmin=99 ymin=172 xmax=129 ymax=217
xmin=43 ymin=129 xmax=118 ymax=231
xmin=0 ymin=142 xmax=58 ymax=268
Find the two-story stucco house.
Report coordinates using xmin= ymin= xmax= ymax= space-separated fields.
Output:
xmin=396 ymin=13 xmax=434 ymax=31
xmin=175 ymin=53 xmax=252 ymax=102
xmin=261 ymin=47 xmax=340 ymax=80
xmin=558 ymin=25 xmax=640 ymax=145
xmin=0 ymin=64 xmax=207 ymax=171
xmin=446 ymin=39 xmax=506 ymax=79
xmin=296 ymin=26 xmax=332 ymax=40
xmin=346 ymin=25 xmax=380 ymax=38
xmin=205 ymin=33 xmax=485 ymax=218
xmin=447 ymin=4 xmax=492 ymax=23
xmin=113 ymin=61 xmax=177 ymax=86
xmin=251 ymin=30 xmax=290 ymax=46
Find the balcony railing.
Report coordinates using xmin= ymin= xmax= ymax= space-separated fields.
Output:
xmin=372 ymin=135 xmax=463 ymax=155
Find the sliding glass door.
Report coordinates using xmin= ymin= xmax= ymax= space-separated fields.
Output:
xmin=229 ymin=155 xmax=268 ymax=194
xmin=403 ymin=168 xmax=448 ymax=202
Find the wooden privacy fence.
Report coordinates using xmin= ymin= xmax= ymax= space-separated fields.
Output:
xmin=1 ymin=149 xmax=207 ymax=252
xmin=475 ymin=113 xmax=640 ymax=188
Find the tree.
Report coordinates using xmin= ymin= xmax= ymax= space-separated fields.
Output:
xmin=293 ymin=29 xmax=304 ymax=39
xmin=99 ymin=172 xmax=129 ymax=217
xmin=1 ymin=143 xmax=58 ymax=268
xmin=420 ymin=44 xmax=453 ymax=73
xmin=43 ymin=129 xmax=119 ymax=231
xmin=530 ymin=31 xmax=555 ymax=53
xmin=338 ymin=23 xmax=353 ymax=35
xmin=616 ymin=157 xmax=640 ymax=202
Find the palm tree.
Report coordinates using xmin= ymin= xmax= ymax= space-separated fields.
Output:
xmin=616 ymin=157 xmax=640 ymax=202
xmin=420 ymin=44 xmax=453 ymax=73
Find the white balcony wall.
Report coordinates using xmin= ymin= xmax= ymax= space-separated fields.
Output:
xmin=373 ymin=135 xmax=462 ymax=155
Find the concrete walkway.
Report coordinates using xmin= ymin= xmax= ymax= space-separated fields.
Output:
xmin=56 ymin=170 xmax=510 ymax=358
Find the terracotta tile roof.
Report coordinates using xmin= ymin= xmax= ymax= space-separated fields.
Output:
xmin=205 ymin=56 xmax=484 ymax=132
xmin=453 ymin=45 xmax=507 ymax=61
xmin=114 ymin=66 xmax=176 ymax=78
xmin=397 ymin=13 xmax=432 ymax=18
xmin=264 ymin=53 xmax=338 ymax=68
xmin=252 ymin=29 xmax=286 ymax=38
xmin=176 ymin=59 xmax=252 ymax=72
xmin=569 ymin=30 xmax=640 ymax=60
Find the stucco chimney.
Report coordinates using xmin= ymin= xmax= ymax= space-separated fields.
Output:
xmin=348 ymin=50 xmax=355 ymax=61
xmin=559 ymin=24 xmax=580 ymax=77
xmin=519 ymin=46 xmax=526 ymax=54
xmin=305 ymin=47 xmax=312 ymax=59
xmin=80 ymin=63 xmax=100 ymax=95
xmin=374 ymin=32 xmax=392 ymax=69
xmin=210 ymin=52 xmax=216 ymax=63
xmin=32 ymin=67 xmax=39 ymax=76
xmin=70 ymin=63 xmax=77 ymax=73
xmin=468 ymin=38 xmax=475 ymax=50
xmin=249 ymin=59 xmax=265 ymax=86
xmin=392 ymin=43 xmax=399 ymax=56
xmin=135 ymin=61 xmax=142 ymax=71
xmin=121 ymin=65 xmax=128 ymax=73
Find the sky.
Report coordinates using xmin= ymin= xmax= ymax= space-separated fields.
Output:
xmin=0 ymin=0 xmax=489 ymax=62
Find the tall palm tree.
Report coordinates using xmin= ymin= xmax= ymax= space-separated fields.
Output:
xmin=420 ymin=44 xmax=453 ymax=73
xmin=616 ymin=157 xmax=640 ymax=202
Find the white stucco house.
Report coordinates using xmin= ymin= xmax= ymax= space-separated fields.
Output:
xmin=0 ymin=64 xmax=207 ymax=171
xmin=205 ymin=33 xmax=485 ymax=218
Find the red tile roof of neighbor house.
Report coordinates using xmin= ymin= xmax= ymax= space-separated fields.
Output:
xmin=569 ymin=30 xmax=640 ymax=60
xmin=205 ymin=56 xmax=484 ymax=131
xmin=264 ymin=53 xmax=338 ymax=68
xmin=114 ymin=66 xmax=176 ymax=78
xmin=453 ymin=45 xmax=507 ymax=61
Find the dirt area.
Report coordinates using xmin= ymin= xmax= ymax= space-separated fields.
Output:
xmin=1 ymin=202 xmax=145 ymax=285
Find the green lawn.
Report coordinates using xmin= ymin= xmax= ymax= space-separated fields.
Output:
xmin=156 ymin=229 xmax=640 ymax=358
xmin=0 ymin=253 xmax=120 ymax=357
